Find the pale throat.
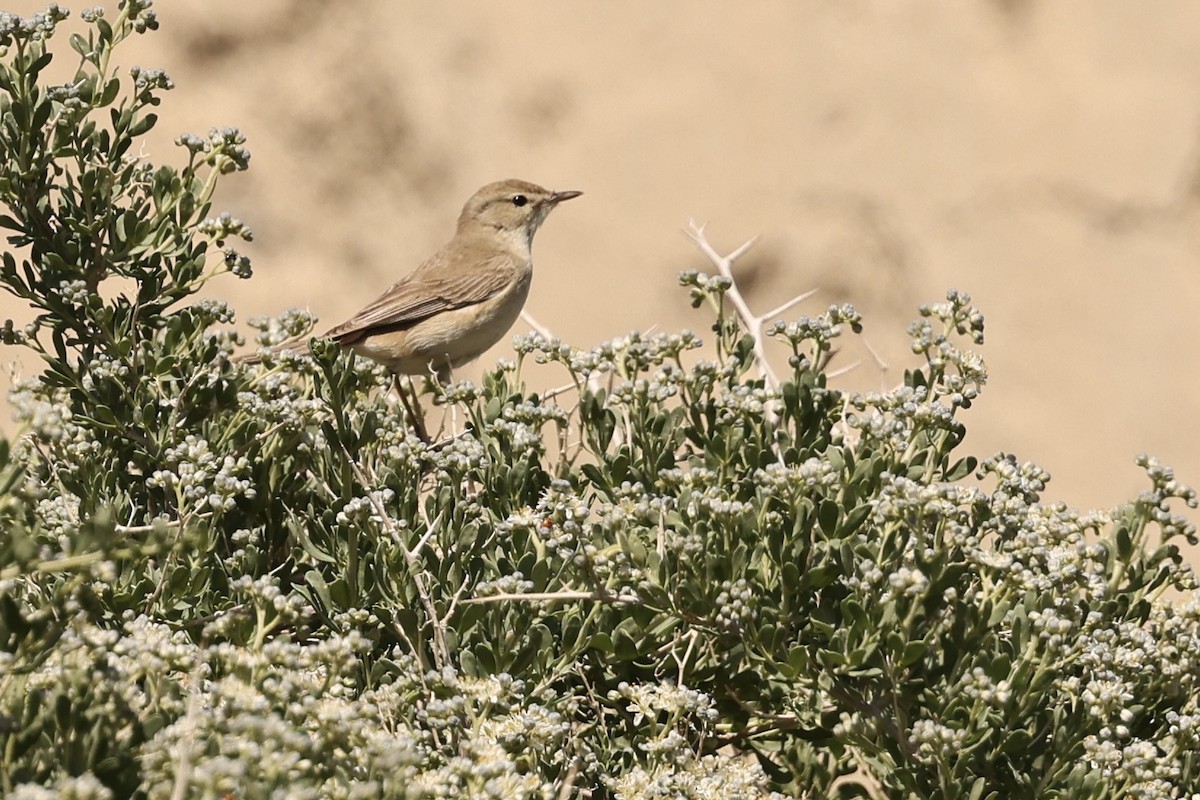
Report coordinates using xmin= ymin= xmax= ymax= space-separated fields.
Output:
xmin=489 ymin=220 xmax=541 ymax=257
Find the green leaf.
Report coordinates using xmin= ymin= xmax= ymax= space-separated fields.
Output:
xmin=129 ymin=112 xmax=157 ymax=137
xmin=817 ymin=648 xmax=845 ymax=667
xmin=473 ymin=642 xmax=496 ymax=673
xmin=612 ymin=618 xmax=641 ymax=659
xmin=99 ymin=77 xmax=120 ymax=106
xmin=69 ymin=33 xmax=91 ymax=58
xmin=29 ymin=51 xmax=53 ymax=80
xmin=31 ymin=96 xmax=52 ymax=131
xmin=587 ymin=632 xmax=614 ymax=653
xmin=945 ymin=456 xmax=977 ymax=482
xmin=1000 ymin=728 xmax=1033 ymax=756
xmin=817 ymin=499 xmax=838 ymax=537
xmin=303 ymin=570 xmax=334 ymax=613
xmin=899 ymin=640 xmax=927 ymax=667
xmin=841 ymin=503 xmax=870 ymax=535
xmin=292 ymin=519 xmax=335 ymax=564
xmin=1116 ymin=525 xmax=1133 ymax=561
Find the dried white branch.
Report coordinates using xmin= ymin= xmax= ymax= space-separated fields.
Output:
xmin=826 ymin=360 xmax=863 ymax=380
xmin=686 ymin=219 xmax=800 ymax=390
xmin=861 ymin=335 xmax=891 ymax=393
xmin=540 ymin=381 xmax=579 ymax=402
xmin=460 ymin=589 xmax=642 ymax=606
xmin=521 ymin=310 xmax=555 ymax=340
xmin=555 ymin=758 xmax=582 ymax=800
xmin=410 ymin=508 xmax=440 ymax=559
xmin=338 ymin=442 xmax=452 ymax=670
xmin=115 ymin=519 xmax=181 ymax=535
xmin=168 ymin=667 xmax=204 ymax=800
xmin=763 ymin=289 xmax=820 ymax=322
xmin=674 ymin=628 xmax=700 ymax=685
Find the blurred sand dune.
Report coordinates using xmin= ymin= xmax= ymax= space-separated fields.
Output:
xmin=1 ymin=1 xmax=1198 ymax=527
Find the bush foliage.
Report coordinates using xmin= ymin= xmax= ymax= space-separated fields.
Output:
xmin=1 ymin=5 xmax=1198 ymax=799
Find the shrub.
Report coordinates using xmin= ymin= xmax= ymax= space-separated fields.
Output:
xmin=0 ymin=5 xmax=1197 ymax=798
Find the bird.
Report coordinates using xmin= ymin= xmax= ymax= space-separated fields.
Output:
xmin=321 ymin=179 xmax=581 ymax=379
xmin=243 ymin=179 xmax=581 ymax=438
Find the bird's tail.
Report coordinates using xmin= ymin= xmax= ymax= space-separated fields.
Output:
xmin=233 ymin=334 xmax=313 ymax=365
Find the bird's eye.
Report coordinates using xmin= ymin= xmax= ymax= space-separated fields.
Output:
xmin=511 ymin=194 xmax=528 ymax=207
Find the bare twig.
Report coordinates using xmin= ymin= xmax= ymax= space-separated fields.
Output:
xmin=826 ymin=359 xmax=863 ymax=380
xmin=540 ymin=381 xmax=579 ymax=402
xmin=168 ymin=668 xmax=204 ymax=800
xmin=338 ymin=441 xmax=452 ymax=670
xmin=556 ymin=758 xmax=582 ymax=800
xmin=674 ymin=628 xmax=700 ymax=685
xmin=406 ymin=490 xmax=444 ymax=564
xmin=762 ymin=289 xmax=819 ymax=322
xmin=521 ymin=310 xmax=555 ymax=340
xmin=833 ymin=750 xmax=891 ymax=800
xmin=861 ymin=336 xmax=889 ymax=372
xmin=861 ymin=335 xmax=893 ymax=393
xmin=686 ymin=220 xmax=820 ymax=392
xmin=460 ymin=589 xmax=642 ymax=606
xmin=687 ymin=220 xmax=778 ymax=388
xmin=115 ymin=519 xmax=181 ymax=535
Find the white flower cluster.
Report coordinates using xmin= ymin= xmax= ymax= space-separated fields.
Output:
xmin=336 ymin=488 xmax=397 ymax=528
xmin=767 ymin=303 xmax=863 ymax=355
xmin=955 ymin=666 xmax=1012 ymax=707
xmin=593 ymin=481 xmax=671 ymax=540
xmin=909 ymin=717 xmax=968 ymax=763
xmin=514 ymin=329 xmax=701 ymax=382
xmin=5 ymin=773 xmax=113 ymax=800
xmin=753 ymin=458 xmax=838 ymax=497
xmin=246 ymin=307 xmax=318 ymax=347
xmin=431 ymin=432 xmax=488 ymax=480
xmin=610 ymin=374 xmax=681 ymax=407
xmin=10 ymin=382 xmax=100 ymax=463
xmin=602 ymin=682 xmax=782 ymax=800
xmin=1056 ymin=604 xmax=1200 ymax=792
xmin=714 ymin=578 xmax=756 ymax=628
xmin=848 ymin=385 xmax=963 ymax=448
xmin=475 ymin=571 xmax=535 ymax=597
xmin=491 ymin=400 xmax=570 ymax=451
xmin=146 ymin=435 xmax=256 ymax=513
xmin=235 ymin=374 xmax=325 ymax=434
xmin=496 ymin=481 xmax=644 ymax=588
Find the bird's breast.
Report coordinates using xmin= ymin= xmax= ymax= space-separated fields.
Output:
xmin=357 ymin=263 xmax=532 ymax=375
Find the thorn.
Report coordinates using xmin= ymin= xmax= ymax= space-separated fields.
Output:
xmin=521 ymin=310 xmax=554 ymax=340
xmin=763 ymin=289 xmax=820 ymax=322
xmin=540 ymin=382 xmax=577 ymax=401
xmin=827 ymin=359 xmax=862 ymax=379
xmin=727 ymin=235 xmax=759 ymax=262
xmin=862 ymin=336 xmax=890 ymax=371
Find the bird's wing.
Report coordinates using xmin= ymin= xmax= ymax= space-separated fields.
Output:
xmin=323 ymin=253 xmax=517 ymax=344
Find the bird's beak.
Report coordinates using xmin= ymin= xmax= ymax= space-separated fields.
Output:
xmin=548 ymin=189 xmax=583 ymax=204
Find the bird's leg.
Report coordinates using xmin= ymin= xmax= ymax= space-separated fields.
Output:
xmin=432 ymin=363 xmax=455 ymax=440
xmin=392 ymin=373 xmax=430 ymax=444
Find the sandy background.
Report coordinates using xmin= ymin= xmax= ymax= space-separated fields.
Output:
xmin=3 ymin=2 xmax=1199 ymax=535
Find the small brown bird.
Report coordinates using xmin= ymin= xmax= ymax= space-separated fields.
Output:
xmin=322 ymin=179 xmax=581 ymax=379
xmin=247 ymin=179 xmax=580 ymax=373
xmin=243 ymin=179 xmax=580 ymax=439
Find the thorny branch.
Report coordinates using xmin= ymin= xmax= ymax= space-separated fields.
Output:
xmin=685 ymin=219 xmax=819 ymax=391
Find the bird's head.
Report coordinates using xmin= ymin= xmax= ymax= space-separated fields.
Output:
xmin=457 ymin=179 xmax=582 ymax=247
